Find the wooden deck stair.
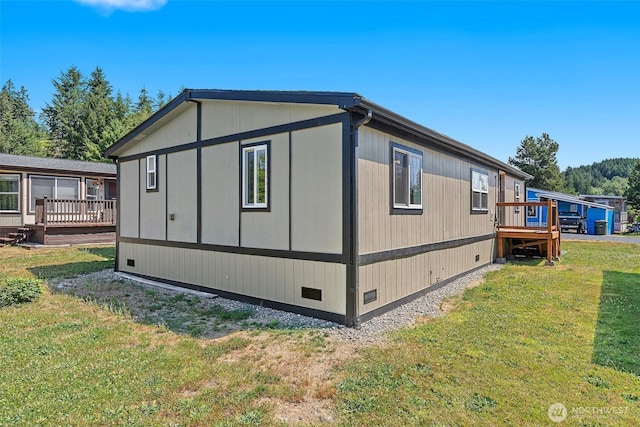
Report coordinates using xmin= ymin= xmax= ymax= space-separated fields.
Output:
xmin=0 ymin=228 xmax=34 ymax=247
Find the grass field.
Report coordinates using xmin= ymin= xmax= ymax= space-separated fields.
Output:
xmin=1 ymin=242 xmax=639 ymax=425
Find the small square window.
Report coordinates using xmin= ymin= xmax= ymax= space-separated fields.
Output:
xmin=242 ymin=143 xmax=268 ymax=209
xmin=146 ymin=155 xmax=157 ymax=191
xmin=391 ymin=143 xmax=422 ymax=212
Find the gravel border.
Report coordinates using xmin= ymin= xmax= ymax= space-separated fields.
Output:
xmin=52 ymin=264 xmax=502 ymax=342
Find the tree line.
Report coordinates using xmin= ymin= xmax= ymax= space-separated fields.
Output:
xmin=1 ymin=66 xmax=172 ymax=162
xmin=509 ymin=133 xmax=638 ymax=202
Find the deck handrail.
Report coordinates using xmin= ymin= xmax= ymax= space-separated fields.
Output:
xmin=496 ymin=200 xmax=559 ymax=232
xmin=35 ymin=198 xmax=117 ymax=226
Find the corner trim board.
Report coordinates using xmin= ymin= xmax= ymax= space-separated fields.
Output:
xmin=358 ymin=233 xmax=495 ymax=266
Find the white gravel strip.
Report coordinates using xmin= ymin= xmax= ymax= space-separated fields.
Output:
xmin=327 ymin=264 xmax=503 ymax=343
xmin=74 ymin=264 xmax=502 ymax=342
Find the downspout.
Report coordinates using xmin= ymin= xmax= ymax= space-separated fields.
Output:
xmin=346 ymin=109 xmax=372 ymax=327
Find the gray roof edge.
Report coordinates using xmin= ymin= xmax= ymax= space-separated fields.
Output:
xmin=1 ymin=153 xmax=116 ymax=175
xmin=103 ymin=88 xmax=533 ymax=181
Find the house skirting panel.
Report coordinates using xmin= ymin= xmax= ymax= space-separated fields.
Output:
xmin=117 ymin=242 xmax=347 ymax=319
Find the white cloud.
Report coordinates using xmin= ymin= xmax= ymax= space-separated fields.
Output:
xmin=74 ymin=0 xmax=167 ymax=13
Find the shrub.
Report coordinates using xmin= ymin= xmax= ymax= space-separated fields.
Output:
xmin=0 ymin=278 xmax=43 ymax=307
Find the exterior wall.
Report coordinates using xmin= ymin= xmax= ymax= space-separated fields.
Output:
xmin=240 ymin=133 xmax=289 ymax=250
xmin=356 ymin=126 xmax=502 ymax=316
xmin=201 ymin=143 xmax=240 ymax=246
xmin=290 ymin=124 xmax=343 ymax=254
xmin=167 ymin=150 xmax=197 ymax=243
xmin=120 ymin=105 xmax=198 ymax=157
xmin=139 ymin=155 xmax=167 ymax=240
xmin=200 ymin=101 xmax=340 ymax=140
xmin=358 ymin=126 xmax=497 ymax=255
xmin=358 ymin=239 xmax=494 ymax=314
xmin=119 ymin=160 xmax=140 ymax=238
xmin=118 ymin=242 xmax=347 ymax=315
xmin=502 ymin=175 xmax=526 ymax=227
xmin=115 ymin=100 xmax=347 ymax=317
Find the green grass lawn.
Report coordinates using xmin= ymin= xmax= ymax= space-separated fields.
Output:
xmin=1 ymin=242 xmax=639 ymax=425
xmin=336 ymin=241 xmax=640 ymax=425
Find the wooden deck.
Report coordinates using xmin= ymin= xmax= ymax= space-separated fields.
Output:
xmin=496 ymin=200 xmax=561 ymax=265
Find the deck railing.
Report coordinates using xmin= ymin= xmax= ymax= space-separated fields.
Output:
xmin=35 ymin=198 xmax=117 ymax=226
xmin=496 ymin=200 xmax=559 ymax=233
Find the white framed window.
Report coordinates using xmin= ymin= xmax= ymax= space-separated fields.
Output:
xmin=29 ymin=176 xmax=80 ymax=212
xmin=242 ymin=143 xmax=268 ymax=209
xmin=87 ymin=179 xmax=101 ymax=201
xmin=515 ymin=183 xmax=521 ymax=213
xmin=0 ymin=175 xmax=20 ymax=212
xmin=392 ymin=143 xmax=423 ymax=211
xmin=146 ymin=155 xmax=157 ymax=191
xmin=471 ymin=169 xmax=489 ymax=212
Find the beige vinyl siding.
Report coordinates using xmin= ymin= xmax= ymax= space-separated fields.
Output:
xmin=359 ymin=239 xmax=495 ymax=315
xmin=358 ymin=126 xmax=497 ymax=255
xmin=139 ymin=154 xmax=166 ymax=240
xmin=118 ymin=242 xmax=347 ymax=315
xmin=117 ymin=104 xmax=197 ymax=157
xmin=240 ymin=133 xmax=289 ymax=250
xmin=119 ymin=160 xmax=140 ymax=238
xmin=200 ymin=100 xmax=341 ymax=141
xmin=201 ymin=142 xmax=240 ymax=246
xmin=502 ymin=176 xmax=525 ymax=227
xmin=290 ymin=123 xmax=343 ymax=254
xmin=0 ymin=215 xmax=22 ymax=227
xmin=167 ymin=150 xmax=197 ymax=243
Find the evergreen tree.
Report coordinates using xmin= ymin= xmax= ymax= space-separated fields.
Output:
xmin=132 ymin=86 xmax=154 ymax=126
xmin=626 ymin=161 xmax=640 ymax=210
xmin=41 ymin=66 xmax=88 ymax=159
xmin=83 ymin=67 xmax=115 ymax=161
xmin=0 ymin=80 xmax=47 ymax=155
xmin=509 ymin=133 xmax=565 ymax=191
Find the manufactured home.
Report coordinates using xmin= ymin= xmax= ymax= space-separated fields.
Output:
xmin=0 ymin=153 xmax=117 ymax=245
xmin=105 ymin=90 xmax=531 ymax=326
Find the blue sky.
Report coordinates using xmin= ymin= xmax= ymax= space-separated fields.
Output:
xmin=1 ymin=0 xmax=639 ymax=169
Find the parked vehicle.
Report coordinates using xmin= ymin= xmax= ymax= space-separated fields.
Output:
xmin=559 ymin=211 xmax=585 ymax=233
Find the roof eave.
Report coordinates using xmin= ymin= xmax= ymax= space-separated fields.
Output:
xmin=351 ymin=101 xmax=534 ymax=181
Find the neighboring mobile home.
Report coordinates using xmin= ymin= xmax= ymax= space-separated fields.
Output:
xmin=0 ymin=153 xmax=117 ymax=244
xmin=105 ymin=90 xmax=531 ymax=326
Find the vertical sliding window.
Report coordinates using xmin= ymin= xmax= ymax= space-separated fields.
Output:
xmin=471 ymin=169 xmax=489 ymax=212
xmin=515 ymin=183 xmax=521 ymax=213
xmin=0 ymin=175 xmax=20 ymax=212
xmin=242 ymin=143 xmax=268 ymax=209
xmin=392 ymin=143 xmax=422 ymax=211
xmin=146 ymin=155 xmax=157 ymax=191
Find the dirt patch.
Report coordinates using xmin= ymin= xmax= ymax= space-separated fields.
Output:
xmin=217 ymin=330 xmax=359 ymax=424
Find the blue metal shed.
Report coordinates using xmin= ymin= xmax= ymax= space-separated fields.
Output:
xmin=526 ymin=188 xmax=614 ymax=235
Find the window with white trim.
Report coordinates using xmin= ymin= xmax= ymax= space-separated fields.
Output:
xmin=0 ymin=175 xmax=20 ymax=212
xmin=146 ymin=155 xmax=157 ymax=191
xmin=471 ymin=169 xmax=489 ymax=212
xmin=392 ymin=144 xmax=423 ymax=210
xmin=242 ymin=144 xmax=268 ymax=208
xmin=29 ymin=176 xmax=80 ymax=212
xmin=515 ymin=183 xmax=521 ymax=213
